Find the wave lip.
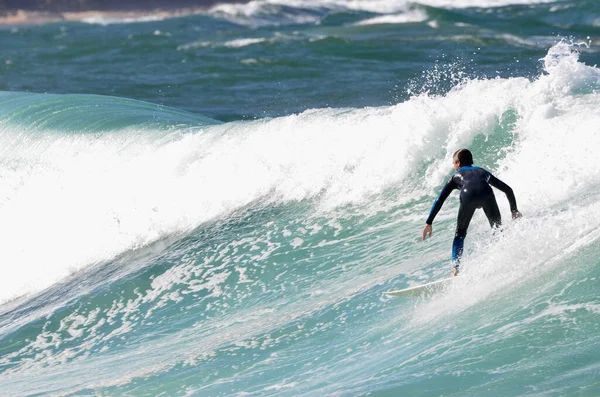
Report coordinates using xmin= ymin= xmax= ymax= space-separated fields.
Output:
xmin=0 ymin=92 xmax=220 ymax=133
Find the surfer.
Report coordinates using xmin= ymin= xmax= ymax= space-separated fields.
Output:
xmin=422 ymin=149 xmax=521 ymax=276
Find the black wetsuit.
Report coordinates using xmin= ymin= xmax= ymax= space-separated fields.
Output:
xmin=426 ymin=166 xmax=518 ymax=264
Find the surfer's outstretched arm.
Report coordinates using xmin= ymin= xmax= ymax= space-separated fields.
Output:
xmin=423 ymin=178 xmax=457 ymax=240
xmin=488 ymin=173 xmax=522 ymax=219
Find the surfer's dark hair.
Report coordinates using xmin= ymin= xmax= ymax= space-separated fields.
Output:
xmin=453 ymin=148 xmax=473 ymax=166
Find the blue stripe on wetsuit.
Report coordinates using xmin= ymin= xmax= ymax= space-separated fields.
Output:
xmin=452 ymin=237 xmax=464 ymax=263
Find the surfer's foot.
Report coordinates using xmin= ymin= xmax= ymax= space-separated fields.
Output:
xmin=451 ymin=266 xmax=459 ymax=277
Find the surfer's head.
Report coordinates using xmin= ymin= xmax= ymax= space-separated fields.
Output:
xmin=453 ymin=148 xmax=473 ymax=169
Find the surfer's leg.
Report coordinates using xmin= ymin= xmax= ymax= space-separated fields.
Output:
xmin=453 ymin=202 xmax=476 ymax=266
xmin=482 ymin=194 xmax=502 ymax=230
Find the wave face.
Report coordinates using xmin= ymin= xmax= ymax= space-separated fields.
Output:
xmin=1 ymin=1 xmax=600 ymax=396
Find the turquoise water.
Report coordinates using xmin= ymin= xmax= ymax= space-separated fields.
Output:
xmin=1 ymin=1 xmax=600 ymax=396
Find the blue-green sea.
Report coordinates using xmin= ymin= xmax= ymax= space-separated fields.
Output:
xmin=1 ymin=0 xmax=600 ymax=396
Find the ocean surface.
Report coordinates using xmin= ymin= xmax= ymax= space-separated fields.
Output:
xmin=1 ymin=0 xmax=599 ymax=396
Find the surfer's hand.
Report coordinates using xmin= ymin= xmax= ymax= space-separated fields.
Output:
xmin=422 ymin=224 xmax=432 ymax=240
xmin=511 ymin=210 xmax=522 ymax=220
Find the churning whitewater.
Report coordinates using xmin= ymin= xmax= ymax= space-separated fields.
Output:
xmin=1 ymin=0 xmax=599 ymax=395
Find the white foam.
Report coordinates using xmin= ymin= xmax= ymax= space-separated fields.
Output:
xmin=497 ymin=42 xmax=600 ymax=208
xmin=224 ymin=37 xmax=269 ymax=47
xmin=178 ymin=37 xmax=269 ymax=50
xmin=81 ymin=15 xmax=166 ymax=26
xmin=355 ymin=10 xmax=429 ymax=26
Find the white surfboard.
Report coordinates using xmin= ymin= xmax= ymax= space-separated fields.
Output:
xmin=384 ymin=277 xmax=456 ymax=297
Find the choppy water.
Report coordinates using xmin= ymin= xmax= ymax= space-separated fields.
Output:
xmin=0 ymin=0 xmax=599 ymax=396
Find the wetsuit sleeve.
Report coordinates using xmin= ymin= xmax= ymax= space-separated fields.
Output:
xmin=426 ymin=177 xmax=457 ymax=225
xmin=488 ymin=173 xmax=518 ymax=212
